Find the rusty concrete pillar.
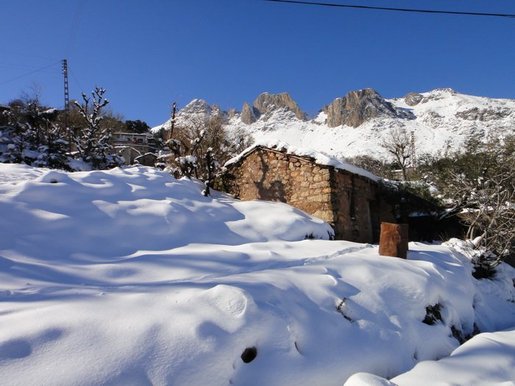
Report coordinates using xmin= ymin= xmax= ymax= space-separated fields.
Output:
xmin=379 ymin=222 xmax=409 ymax=259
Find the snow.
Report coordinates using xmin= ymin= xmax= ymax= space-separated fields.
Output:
xmin=156 ymin=88 xmax=515 ymax=162
xmin=224 ymin=139 xmax=380 ymax=181
xmin=346 ymin=328 xmax=515 ymax=386
xmin=0 ymin=164 xmax=514 ymax=385
xmin=392 ymin=327 xmax=515 ymax=385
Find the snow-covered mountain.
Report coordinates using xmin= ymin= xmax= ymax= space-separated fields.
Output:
xmin=154 ymin=88 xmax=515 ymax=161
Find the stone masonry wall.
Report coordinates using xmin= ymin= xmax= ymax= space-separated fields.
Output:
xmin=224 ymin=148 xmax=335 ymax=225
xmin=329 ymin=170 xmax=378 ymax=242
xmin=223 ymin=147 xmax=396 ymax=243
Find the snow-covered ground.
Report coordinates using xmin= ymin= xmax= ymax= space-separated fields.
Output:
xmin=346 ymin=327 xmax=515 ymax=386
xmin=1 ymin=164 xmax=514 ymax=386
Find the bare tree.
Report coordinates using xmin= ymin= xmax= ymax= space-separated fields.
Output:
xmin=164 ymin=114 xmax=252 ymax=187
xmin=202 ymin=147 xmax=216 ymax=196
xmin=165 ymin=116 xmax=207 ymax=179
xmin=425 ymin=135 xmax=515 ymax=277
xmin=381 ymin=127 xmax=412 ymax=181
xmin=345 ymin=154 xmax=394 ymax=179
xmin=72 ymin=87 xmax=123 ymax=169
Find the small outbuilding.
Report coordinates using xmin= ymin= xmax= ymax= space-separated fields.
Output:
xmin=222 ymin=143 xmax=402 ymax=243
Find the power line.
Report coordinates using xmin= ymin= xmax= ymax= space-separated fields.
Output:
xmin=265 ymin=0 xmax=515 ymax=19
xmin=65 ymin=0 xmax=86 ymax=56
xmin=69 ymin=68 xmax=84 ymax=95
xmin=0 ymin=61 xmax=61 ymax=87
xmin=1 ymin=49 xmax=57 ymax=62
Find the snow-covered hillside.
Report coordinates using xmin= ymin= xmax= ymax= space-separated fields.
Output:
xmin=1 ymin=164 xmax=514 ymax=385
xmin=346 ymin=327 xmax=515 ymax=386
xmin=154 ymin=88 xmax=515 ymax=161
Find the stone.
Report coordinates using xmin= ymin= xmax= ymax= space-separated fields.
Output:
xmin=404 ymin=92 xmax=424 ymax=106
xmin=241 ymin=102 xmax=258 ymax=124
xmin=241 ymin=347 xmax=257 ymax=363
xmin=222 ymin=146 xmax=401 ymax=243
xmin=323 ymin=88 xmax=415 ymax=128
xmin=455 ymin=107 xmax=512 ymax=121
xmin=252 ymin=92 xmax=307 ymax=121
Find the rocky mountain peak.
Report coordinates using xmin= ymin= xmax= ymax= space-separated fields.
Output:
xmin=404 ymin=92 xmax=424 ymax=106
xmin=152 ymin=89 xmax=515 ymax=162
xmin=180 ymin=99 xmax=214 ymax=116
xmin=241 ymin=102 xmax=259 ymax=125
xmin=154 ymin=99 xmax=226 ymax=132
xmin=176 ymin=99 xmax=227 ymax=124
xmin=323 ymin=88 xmax=415 ymax=128
xmin=249 ymin=92 xmax=306 ymax=121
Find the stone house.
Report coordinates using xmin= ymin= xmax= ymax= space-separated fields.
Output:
xmin=222 ymin=144 xmax=401 ymax=243
xmin=111 ymin=132 xmax=158 ymax=165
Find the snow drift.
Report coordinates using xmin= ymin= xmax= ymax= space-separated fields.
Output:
xmin=0 ymin=164 xmax=514 ymax=386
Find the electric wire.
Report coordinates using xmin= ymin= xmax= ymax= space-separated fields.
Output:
xmin=265 ymin=0 xmax=515 ymax=19
xmin=0 ymin=61 xmax=61 ymax=86
xmin=69 ymin=68 xmax=84 ymax=95
xmin=1 ymin=49 xmax=57 ymax=62
xmin=65 ymin=0 xmax=86 ymax=57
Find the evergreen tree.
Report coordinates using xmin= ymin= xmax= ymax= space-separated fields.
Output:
xmin=0 ymin=99 xmax=69 ymax=168
xmin=125 ymin=119 xmax=150 ymax=133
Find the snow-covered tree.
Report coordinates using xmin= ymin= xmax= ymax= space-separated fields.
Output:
xmin=419 ymin=135 xmax=515 ymax=277
xmin=72 ymin=87 xmax=123 ymax=169
xmin=164 ymin=114 xmax=251 ymax=185
xmin=33 ymin=110 xmax=70 ymax=169
xmin=0 ymin=100 xmax=70 ymax=169
xmin=165 ymin=127 xmax=204 ymax=179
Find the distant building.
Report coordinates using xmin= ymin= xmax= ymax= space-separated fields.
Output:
xmin=111 ymin=132 xmax=157 ymax=165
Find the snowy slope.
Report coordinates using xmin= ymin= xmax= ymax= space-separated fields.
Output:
xmin=154 ymin=89 xmax=515 ymax=161
xmin=346 ymin=328 xmax=515 ymax=386
xmin=1 ymin=164 xmax=514 ymax=386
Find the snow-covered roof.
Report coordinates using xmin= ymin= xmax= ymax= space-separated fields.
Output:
xmin=225 ymin=140 xmax=380 ymax=182
xmin=112 ymin=132 xmax=152 ymax=137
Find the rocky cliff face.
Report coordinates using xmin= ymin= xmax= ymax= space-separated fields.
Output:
xmin=404 ymin=92 xmax=424 ymax=106
xmin=250 ymin=92 xmax=307 ymax=121
xmin=323 ymin=89 xmax=415 ymax=128
xmin=241 ymin=102 xmax=259 ymax=124
xmin=455 ymin=107 xmax=512 ymax=121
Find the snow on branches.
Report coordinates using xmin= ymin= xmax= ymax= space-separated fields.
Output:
xmin=72 ymin=87 xmax=123 ymax=169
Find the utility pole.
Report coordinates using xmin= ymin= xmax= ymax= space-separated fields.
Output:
xmin=410 ymin=130 xmax=416 ymax=168
xmin=62 ymin=59 xmax=72 ymax=152
xmin=169 ymin=102 xmax=177 ymax=140
xmin=62 ymin=59 xmax=70 ymax=111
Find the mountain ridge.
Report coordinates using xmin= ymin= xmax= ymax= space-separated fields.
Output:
xmin=154 ymin=88 xmax=515 ymax=161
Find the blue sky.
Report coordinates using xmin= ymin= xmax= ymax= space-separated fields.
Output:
xmin=1 ymin=0 xmax=514 ymax=126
